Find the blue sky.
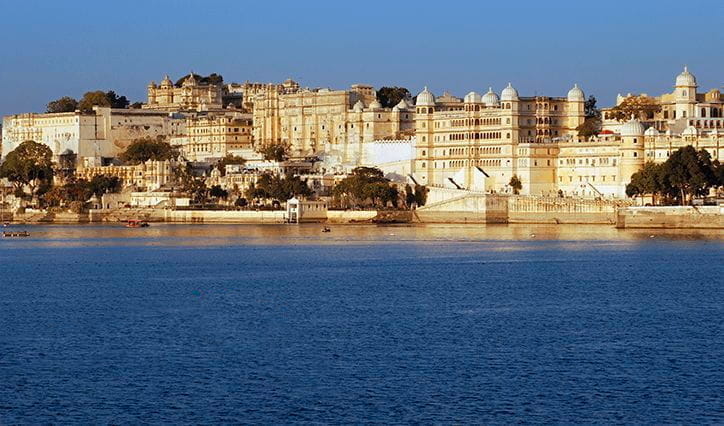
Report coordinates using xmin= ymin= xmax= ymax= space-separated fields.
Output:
xmin=0 ymin=0 xmax=722 ymax=117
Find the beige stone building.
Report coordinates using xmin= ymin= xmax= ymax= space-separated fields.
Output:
xmin=412 ymin=83 xmax=586 ymax=193
xmin=76 ymin=160 xmax=175 ymax=191
xmin=251 ymin=82 xmax=415 ymax=161
xmin=144 ymin=73 xmax=224 ymax=112
xmin=170 ymin=112 xmax=253 ymax=161
xmin=2 ymin=107 xmax=185 ymax=165
xmin=602 ymin=67 xmax=723 ymax=134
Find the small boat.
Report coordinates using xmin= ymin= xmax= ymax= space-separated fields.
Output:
xmin=322 ymin=226 xmax=331 ymax=233
xmin=2 ymin=222 xmax=10 ymax=227
xmin=125 ymin=219 xmax=150 ymax=228
xmin=3 ymin=231 xmax=30 ymax=238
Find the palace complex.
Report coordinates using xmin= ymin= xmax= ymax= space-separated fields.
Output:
xmin=1 ymin=67 xmax=721 ymax=200
xmin=1 ymin=107 xmax=185 ymax=165
xmin=144 ymin=73 xmax=224 ymax=112
xmin=169 ymin=111 xmax=253 ymax=161
xmin=250 ymin=81 xmax=415 ymax=163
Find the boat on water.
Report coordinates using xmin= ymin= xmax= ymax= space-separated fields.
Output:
xmin=125 ymin=219 xmax=150 ymax=228
xmin=3 ymin=231 xmax=30 ymax=238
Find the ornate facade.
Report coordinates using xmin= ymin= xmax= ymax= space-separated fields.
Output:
xmin=602 ymin=67 xmax=723 ymax=134
xmin=76 ymin=160 xmax=175 ymax=191
xmin=411 ymin=72 xmax=722 ymax=199
xmin=144 ymin=73 xmax=223 ymax=112
xmin=412 ymin=83 xmax=586 ymax=193
xmin=2 ymin=107 xmax=185 ymax=165
xmin=170 ymin=112 xmax=253 ymax=162
xmin=251 ymin=82 xmax=415 ymax=162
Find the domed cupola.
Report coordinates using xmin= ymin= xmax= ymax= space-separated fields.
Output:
xmin=620 ymin=116 xmax=645 ymax=137
xmin=500 ymin=83 xmax=519 ymax=101
xmin=352 ymin=100 xmax=364 ymax=112
xmin=368 ymin=99 xmax=382 ymax=110
xmin=464 ymin=91 xmax=482 ymax=104
xmin=567 ymin=84 xmax=585 ymax=102
xmin=416 ymin=86 xmax=436 ymax=106
xmin=682 ymin=125 xmax=698 ymax=137
xmin=644 ymin=127 xmax=659 ymax=137
xmin=482 ymin=87 xmax=499 ymax=106
xmin=675 ymin=66 xmax=697 ymax=87
xmin=394 ymin=99 xmax=408 ymax=110
xmin=183 ymin=72 xmax=197 ymax=87
xmin=160 ymin=75 xmax=173 ymax=88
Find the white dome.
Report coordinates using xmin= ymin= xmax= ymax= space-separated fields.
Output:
xmin=352 ymin=100 xmax=364 ymax=112
xmin=368 ymin=99 xmax=382 ymax=110
xmin=482 ymin=87 xmax=499 ymax=106
xmin=394 ymin=99 xmax=408 ymax=110
xmin=644 ymin=127 xmax=659 ymax=136
xmin=620 ymin=117 xmax=645 ymax=137
xmin=416 ymin=86 xmax=435 ymax=106
xmin=682 ymin=125 xmax=698 ymax=136
xmin=464 ymin=91 xmax=482 ymax=103
xmin=500 ymin=83 xmax=519 ymax=101
xmin=567 ymin=84 xmax=585 ymax=102
xmin=675 ymin=66 xmax=697 ymax=87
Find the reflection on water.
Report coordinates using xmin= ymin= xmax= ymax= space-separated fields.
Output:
xmin=0 ymin=223 xmax=721 ymax=248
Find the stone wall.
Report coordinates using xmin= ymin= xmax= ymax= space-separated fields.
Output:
xmin=616 ymin=206 xmax=723 ymax=229
xmin=326 ymin=210 xmax=378 ymax=223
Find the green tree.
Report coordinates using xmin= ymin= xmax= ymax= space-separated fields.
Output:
xmin=626 ymin=162 xmax=666 ymax=204
xmin=248 ymin=173 xmax=312 ymax=202
xmin=46 ymin=96 xmax=78 ymax=113
xmin=105 ymin=90 xmax=130 ymax=109
xmin=376 ymin=87 xmax=411 ymax=108
xmin=576 ymin=96 xmax=602 ymax=138
xmin=175 ymin=73 xmax=224 ymax=87
xmin=662 ymin=146 xmax=717 ymax=205
xmin=216 ymin=154 xmax=246 ymax=176
xmin=259 ymin=142 xmax=290 ymax=162
xmin=89 ymin=175 xmax=122 ymax=197
xmin=584 ymin=95 xmax=600 ymax=119
xmin=0 ymin=140 xmax=54 ymax=197
xmin=404 ymin=184 xmax=415 ymax=207
xmin=78 ymin=90 xmax=111 ymax=113
xmin=332 ymin=167 xmax=399 ymax=208
xmin=413 ymin=185 xmax=428 ymax=207
xmin=209 ymin=185 xmax=228 ymax=200
xmin=509 ymin=175 xmax=522 ymax=195
xmin=120 ymin=136 xmax=177 ymax=164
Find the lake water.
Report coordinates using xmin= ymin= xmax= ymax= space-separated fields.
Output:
xmin=1 ymin=224 xmax=723 ymax=423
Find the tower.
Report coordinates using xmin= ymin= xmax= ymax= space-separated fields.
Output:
xmin=674 ymin=66 xmax=697 ymax=119
xmin=618 ymin=116 xmax=646 ymax=197
xmin=414 ymin=87 xmax=435 ymax=185
xmin=566 ymin=84 xmax=586 ymax=136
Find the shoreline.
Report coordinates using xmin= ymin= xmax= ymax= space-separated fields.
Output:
xmin=4 ymin=205 xmax=723 ymax=229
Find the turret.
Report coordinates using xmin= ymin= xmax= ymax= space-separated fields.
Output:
xmin=566 ymin=84 xmax=586 ymax=133
xmin=619 ymin=116 xmax=646 ymax=196
xmin=414 ymin=86 xmax=436 ymax=184
xmin=674 ymin=66 xmax=697 ymax=119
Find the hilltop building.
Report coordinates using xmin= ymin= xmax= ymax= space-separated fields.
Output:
xmin=144 ymin=73 xmax=224 ymax=112
xmin=250 ymin=81 xmax=415 ymax=161
xmin=1 ymin=107 xmax=185 ymax=165
xmin=602 ymin=67 xmax=723 ymax=134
